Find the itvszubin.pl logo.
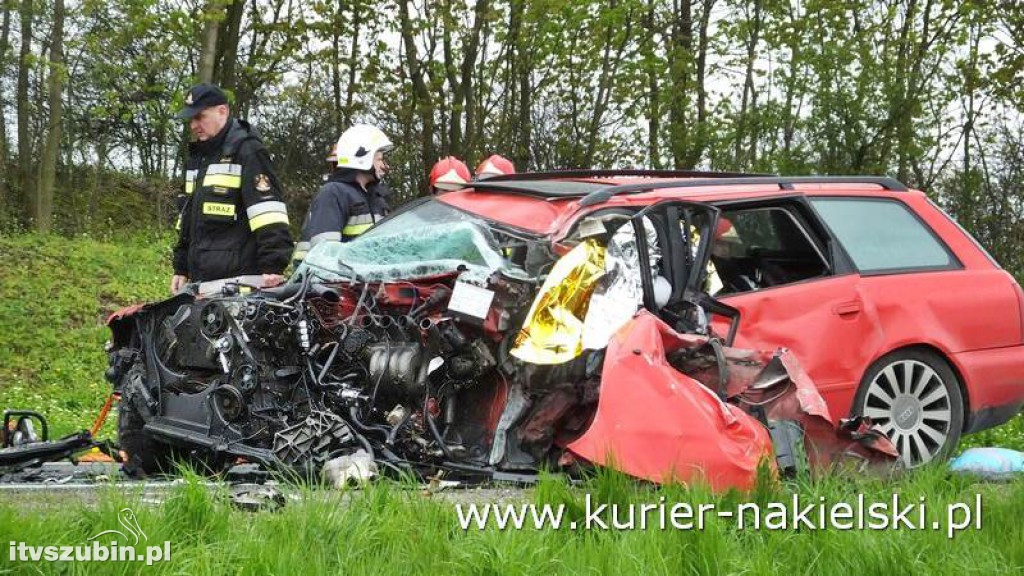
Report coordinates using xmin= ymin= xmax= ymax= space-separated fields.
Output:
xmin=9 ymin=507 xmax=171 ymax=565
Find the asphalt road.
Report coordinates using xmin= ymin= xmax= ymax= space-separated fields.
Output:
xmin=0 ymin=462 xmax=527 ymax=512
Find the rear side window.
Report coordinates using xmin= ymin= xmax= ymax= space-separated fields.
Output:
xmin=811 ymin=198 xmax=957 ymax=273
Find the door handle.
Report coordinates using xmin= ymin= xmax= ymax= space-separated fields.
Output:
xmin=833 ymin=301 xmax=861 ymax=316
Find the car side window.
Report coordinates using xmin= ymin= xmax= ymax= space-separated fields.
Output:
xmin=810 ymin=198 xmax=958 ymax=273
xmin=710 ymin=206 xmax=831 ymax=295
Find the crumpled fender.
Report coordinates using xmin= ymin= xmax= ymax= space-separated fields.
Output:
xmin=106 ymin=294 xmax=195 ymax=348
xmin=566 ymin=311 xmax=774 ymax=490
xmin=106 ymin=304 xmax=144 ymax=326
xmin=565 ymin=311 xmax=898 ymax=490
xmin=765 ymin=350 xmax=899 ymax=469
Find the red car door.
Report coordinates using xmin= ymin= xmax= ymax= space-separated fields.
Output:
xmin=708 ymin=199 xmax=884 ymax=420
xmin=716 ymin=275 xmax=884 ymax=420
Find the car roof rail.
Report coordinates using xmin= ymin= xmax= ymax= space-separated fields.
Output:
xmin=577 ymin=175 xmax=909 ymax=207
xmin=482 ymin=168 xmax=771 ymax=182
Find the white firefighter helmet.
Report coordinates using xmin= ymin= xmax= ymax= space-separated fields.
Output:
xmin=334 ymin=124 xmax=393 ymax=171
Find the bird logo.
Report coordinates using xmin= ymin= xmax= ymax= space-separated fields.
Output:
xmin=87 ymin=508 xmax=148 ymax=546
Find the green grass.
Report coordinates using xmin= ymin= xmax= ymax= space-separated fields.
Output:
xmin=0 ymin=468 xmax=1022 ymax=575
xmin=962 ymin=416 xmax=1024 ymax=451
xmin=0 ymin=232 xmax=171 ymax=439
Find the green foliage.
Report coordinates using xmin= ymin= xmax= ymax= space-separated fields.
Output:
xmin=3 ymin=170 xmax=174 ymax=237
xmin=3 ymin=0 xmax=1023 ymax=227
xmin=990 ymin=1 xmax=1024 ymax=103
xmin=934 ymin=127 xmax=1024 ymax=282
xmin=73 ymin=0 xmax=193 ymax=177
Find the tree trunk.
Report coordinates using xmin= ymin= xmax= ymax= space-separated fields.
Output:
xmin=781 ymin=2 xmax=802 ymax=162
xmin=500 ymin=0 xmax=518 ymax=165
xmin=903 ymin=0 xmax=939 ymax=185
xmin=517 ymin=54 xmax=531 ymax=169
xmin=343 ymin=1 xmax=362 ymax=128
xmin=453 ymin=0 xmax=489 ymax=159
xmin=734 ymin=0 xmax=762 ymax=170
xmin=645 ymin=0 xmax=662 ymax=169
xmin=585 ymin=3 xmax=633 ymax=167
xmin=888 ymin=0 xmax=919 ymax=181
xmin=197 ymin=0 xmax=223 ymax=84
xmin=0 ymin=0 xmax=12 ymax=204
xmin=36 ymin=0 xmax=63 ymax=233
xmin=217 ymin=0 xmax=244 ymax=91
xmin=16 ymin=0 xmax=33 ymax=218
xmin=460 ymin=0 xmax=483 ymax=158
xmin=668 ymin=0 xmax=693 ymax=169
xmin=963 ymin=16 xmax=981 ymax=177
xmin=331 ymin=2 xmax=342 ymax=133
xmin=688 ymin=0 xmax=713 ymax=168
xmin=399 ymin=0 xmax=438 ymax=190
xmin=90 ymin=137 xmax=106 ymax=226
xmin=442 ymin=0 xmax=460 ymax=156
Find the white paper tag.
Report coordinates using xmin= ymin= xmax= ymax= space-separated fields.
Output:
xmin=448 ymin=282 xmax=495 ymax=319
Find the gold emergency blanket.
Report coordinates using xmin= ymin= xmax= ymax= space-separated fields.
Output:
xmin=511 ymin=239 xmax=606 ymax=364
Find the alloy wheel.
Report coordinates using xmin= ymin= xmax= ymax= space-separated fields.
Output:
xmin=859 ymin=359 xmax=954 ymax=467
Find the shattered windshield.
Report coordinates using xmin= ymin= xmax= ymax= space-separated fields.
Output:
xmin=296 ymin=199 xmax=523 ymax=282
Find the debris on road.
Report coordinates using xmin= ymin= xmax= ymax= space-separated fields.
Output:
xmin=949 ymin=447 xmax=1024 ymax=480
xmin=323 ymin=449 xmax=378 ymax=488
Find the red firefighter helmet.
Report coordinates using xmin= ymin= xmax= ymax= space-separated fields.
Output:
xmin=474 ymin=154 xmax=516 ymax=180
xmin=429 ymin=156 xmax=471 ymax=192
xmin=716 ymin=217 xmax=734 ymax=239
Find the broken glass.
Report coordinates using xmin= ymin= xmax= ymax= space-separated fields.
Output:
xmin=296 ymin=200 xmax=524 ymax=283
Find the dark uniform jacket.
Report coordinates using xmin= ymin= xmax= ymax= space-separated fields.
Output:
xmin=292 ymin=169 xmax=390 ymax=263
xmin=173 ymin=118 xmax=293 ymax=282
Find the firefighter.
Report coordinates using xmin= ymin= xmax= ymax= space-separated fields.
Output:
xmin=471 ymin=154 xmax=518 ymax=259
xmin=474 ymin=154 xmax=516 ymax=180
xmin=429 ymin=156 xmax=471 ymax=194
xmin=170 ymin=83 xmax=293 ymax=294
xmin=293 ymin=124 xmax=393 ymax=264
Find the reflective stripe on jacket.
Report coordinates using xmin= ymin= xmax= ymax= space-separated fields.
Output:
xmin=172 ymin=118 xmax=294 ymax=282
xmin=294 ymin=169 xmax=390 ymax=264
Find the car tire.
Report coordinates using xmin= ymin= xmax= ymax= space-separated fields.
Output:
xmin=117 ymin=395 xmax=175 ymax=478
xmin=853 ymin=349 xmax=964 ymax=468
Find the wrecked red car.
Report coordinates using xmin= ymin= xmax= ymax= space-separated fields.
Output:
xmin=114 ymin=171 xmax=1017 ymax=489
xmin=442 ymin=171 xmax=1024 ymax=468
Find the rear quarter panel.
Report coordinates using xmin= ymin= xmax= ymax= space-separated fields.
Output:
xmin=821 ymin=192 xmax=1024 ymax=423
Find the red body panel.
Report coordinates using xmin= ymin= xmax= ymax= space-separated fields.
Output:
xmin=429 ymin=180 xmax=1024 ymax=431
xmin=854 ymin=270 xmax=1020 ymax=353
xmin=951 ymin=347 xmax=1024 ymax=414
xmin=712 ymin=275 xmax=883 ymax=421
xmin=438 ymin=189 xmax=573 ymax=235
xmin=566 ymin=312 xmax=897 ymax=488
xmin=566 ymin=313 xmax=773 ymax=490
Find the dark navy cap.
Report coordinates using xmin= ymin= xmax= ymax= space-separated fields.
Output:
xmin=177 ymin=83 xmax=229 ymax=120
